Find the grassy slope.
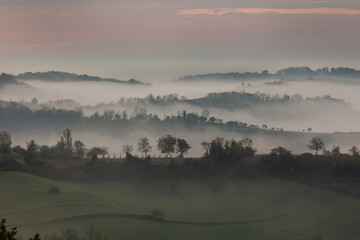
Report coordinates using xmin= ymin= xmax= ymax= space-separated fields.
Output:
xmin=1 ymin=172 xmax=360 ymax=239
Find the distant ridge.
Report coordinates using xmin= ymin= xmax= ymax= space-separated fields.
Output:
xmin=178 ymin=66 xmax=360 ymax=82
xmin=16 ymin=71 xmax=149 ymax=85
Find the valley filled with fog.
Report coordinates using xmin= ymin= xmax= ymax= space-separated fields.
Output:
xmin=1 ymin=69 xmax=360 ymax=157
xmin=3 ymin=1 xmax=360 ymax=239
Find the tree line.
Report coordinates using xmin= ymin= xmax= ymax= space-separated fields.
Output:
xmin=1 ymin=128 xmax=359 ymax=161
xmin=0 ymin=98 xmax=319 ymax=134
xmin=2 ymin=129 xmax=360 ymax=198
xmin=0 ymin=129 xmax=193 ymax=162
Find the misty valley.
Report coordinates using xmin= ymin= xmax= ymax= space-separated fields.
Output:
xmin=1 ymin=67 xmax=360 ymax=240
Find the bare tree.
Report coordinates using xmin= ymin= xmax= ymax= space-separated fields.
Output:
xmin=137 ymin=137 xmax=152 ymax=158
xmin=122 ymin=144 xmax=134 ymax=156
xmin=308 ymin=137 xmax=325 ymax=155
xmin=349 ymin=146 xmax=359 ymax=157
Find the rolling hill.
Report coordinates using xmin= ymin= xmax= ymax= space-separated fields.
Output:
xmin=1 ymin=171 xmax=360 ymax=239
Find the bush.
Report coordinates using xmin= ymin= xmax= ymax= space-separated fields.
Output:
xmin=150 ymin=209 xmax=165 ymax=220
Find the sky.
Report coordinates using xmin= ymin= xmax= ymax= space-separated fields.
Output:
xmin=0 ymin=0 xmax=360 ymax=80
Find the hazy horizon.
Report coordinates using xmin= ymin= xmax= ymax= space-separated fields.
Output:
xmin=1 ymin=0 xmax=360 ymax=80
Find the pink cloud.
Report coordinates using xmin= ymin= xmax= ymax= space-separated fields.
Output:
xmin=177 ymin=8 xmax=360 ymax=16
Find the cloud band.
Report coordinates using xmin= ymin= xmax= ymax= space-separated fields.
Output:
xmin=177 ymin=8 xmax=360 ymax=16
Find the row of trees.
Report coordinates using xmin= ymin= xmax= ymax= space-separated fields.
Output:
xmin=0 ymin=129 xmax=192 ymax=160
xmin=259 ymin=145 xmax=359 ymax=179
xmin=307 ymin=137 xmax=359 ymax=157
xmin=121 ymin=135 xmax=191 ymax=158
xmin=0 ymin=100 xmax=300 ymax=135
xmin=0 ymin=129 xmax=87 ymax=161
xmin=1 ymin=129 xmax=359 ymax=161
xmin=201 ymin=137 xmax=255 ymax=158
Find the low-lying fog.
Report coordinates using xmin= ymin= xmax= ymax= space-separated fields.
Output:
xmin=13 ymin=79 xmax=360 ymax=109
xmin=1 ymin=76 xmax=360 ymax=156
xmin=1 ymin=79 xmax=360 ymax=108
xmin=8 ymin=124 xmax=360 ymax=158
xmin=2 ymin=78 xmax=360 ymax=131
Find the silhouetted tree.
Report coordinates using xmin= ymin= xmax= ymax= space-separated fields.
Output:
xmin=137 ymin=137 xmax=152 ymax=157
xmin=0 ymin=219 xmax=17 ymax=240
xmin=176 ymin=138 xmax=191 ymax=158
xmin=62 ymin=128 xmax=73 ymax=157
xmin=29 ymin=233 xmax=41 ymax=240
xmin=331 ymin=146 xmax=341 ymax=156
xmin=74 ymin=140 xmax=86 ymax=158
xmin=0 ymin=131 xmax=12 ymax=154
xmin=122 ymin=144 xmax=134 ymax=156
xmin=38 ymin=145 xmax=51 ymax=158
xmin=202 ymin=137 xmax=225 ymax=157
xmin=157 ymin=135 xmax=177 ymax=157
xmin=55 ymin=140 xmax=66 ymax=157
xmin=25 ymin=140 xmax=40 ymax=162
xmin=240 ymin=138 xmax=253 ymax=148
xmin=349 ymin=146 xmax=359 ymax=157
xmin=260 ymin=146 xmax=294 ymax=173
xmin=208 ymin=117 xmax=216 ymax=124
xmin=308 ymin=137 xmax=325 ymax=155
xmin=1 ymin=219 xmax=40 ymax=240
xmin=26 ymin=140 xmax=39 ymax=156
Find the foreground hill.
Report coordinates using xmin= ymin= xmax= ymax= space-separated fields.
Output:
xmin=1 ymin=171 xmax=360 ymax=239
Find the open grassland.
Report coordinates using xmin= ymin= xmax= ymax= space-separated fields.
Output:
xmin=1 ymin=171 xmax=360 ymax=239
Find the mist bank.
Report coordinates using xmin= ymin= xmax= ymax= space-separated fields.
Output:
xmin=2 ymin=74 xmax=360 ymax=110
xmin=5 ymin=120 xmax=360 ymax=158
xmin=1 ymin=67 xmax=360 ymax=133
xmin=9 ymin=90 xmax=359 ymax=132
xmin=179 ymin=66 xmax=360 ymax=83
xmin=1 ymin=102 xmax=360 ymax=157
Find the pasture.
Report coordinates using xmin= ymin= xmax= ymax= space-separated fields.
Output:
xmin=1 ymin=171 xmax=360 ymax=239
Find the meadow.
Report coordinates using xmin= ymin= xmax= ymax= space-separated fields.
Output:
xmin=1 ymin=171 xmax=360 ymax=240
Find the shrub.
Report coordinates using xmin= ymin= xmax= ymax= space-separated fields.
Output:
xmin=150 ymin=209 xmax=165 ymax=220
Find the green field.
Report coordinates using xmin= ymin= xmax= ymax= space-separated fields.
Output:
xmin=1 ymin=171 xmax=360 ymax=240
